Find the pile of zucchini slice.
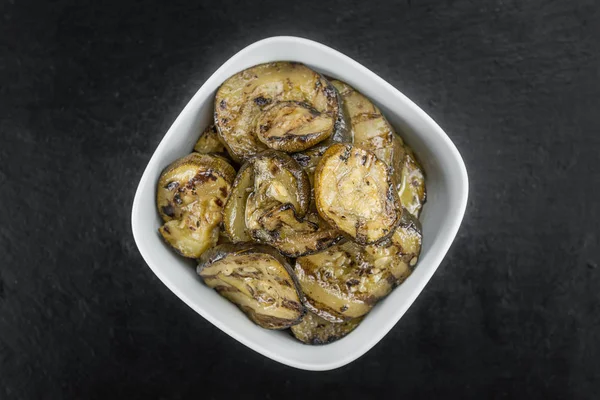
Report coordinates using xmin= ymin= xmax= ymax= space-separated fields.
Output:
xmin=156 ymin=62 xmax=427 ymax=344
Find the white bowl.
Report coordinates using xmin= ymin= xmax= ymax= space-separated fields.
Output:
xmin=131 ymin=36 xmax=468 ymax=371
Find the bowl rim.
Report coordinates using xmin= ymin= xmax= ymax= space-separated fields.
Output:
xmin=131 ymin=35 xmax=469 ymax=371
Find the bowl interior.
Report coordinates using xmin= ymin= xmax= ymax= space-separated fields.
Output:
xmin=131 ymin=37 xmax=467 ymax=370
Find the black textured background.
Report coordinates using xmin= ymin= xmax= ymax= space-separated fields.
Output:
xmin=1 ymin=0 xmax=599 ymax=398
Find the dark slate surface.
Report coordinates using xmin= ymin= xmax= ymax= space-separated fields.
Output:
xmin=1 ymin=0 xmax=599 ymax=398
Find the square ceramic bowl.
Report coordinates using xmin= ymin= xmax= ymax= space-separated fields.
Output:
xmin=131 ymin=36 xmax=468 ymax=371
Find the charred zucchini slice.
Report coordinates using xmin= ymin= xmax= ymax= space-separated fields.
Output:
xmin=214 ymin=62 xmax=342 ymax=160
xmin=331 ymin=79 xmax=426 ymax=217
xmin=251 ymin=204 xmax=342 ymax=257
xmin=222 ymin=163 xmax=254 ymax=242
xmin=314 ymin=144 xmax=400 ymax=245
xmin=156 ymin=153 xmax=235 ymax=258
xmin=197 ymin=244 xmax=305 ymax=329
xmin=295 ymin=241 xmax=396 ymax=322
xmin=291 ymin=312 xmax=362 ymax=345
xmin=225 ymin=150 xmax=311 ymax=244
xmin=294 ymin=212 xmax=422 ymax=323
xmin=240 ymin=151 xmax=341 ymax=257
xmin=255 ymin=101 xmax=335 ymax=152
xmin=193 ymin=124 xmax=228 ymax=156
xmin=331 ymin=79 xmax=397 ymax=165
xmin=293 ymin=131 xmax=353 ymax=213
xmin=364 ymin=210 xmax=423 ymax=285
xmin=249 ymin=150 xmax=311 ymax=218
xmin=292 ymin=145 xmax=326 ymax=189
xmin=396 ymin=148 xmax=427 ymax=217
xmin=157 ymin=153 xmax=235 ymax=221
xmin=291 ymin=99 xmax=351 ymax=187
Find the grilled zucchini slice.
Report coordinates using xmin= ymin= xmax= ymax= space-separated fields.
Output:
xmin=295 ymin=241 xmax=396 ymax=322
xmin=222 ymin=162 xmax=254 ymax=242
xmin=292 ymin=118 xmax=352 ymax=212
xmin=292 ymin=144 xmax=327 ymax=189
xmin=291 ymin=312 xmax=362 ymax=345
xmin=236 ymin=151 xmax=341 ymax=257
xmin=314 ymin=143 xmax=400 ymax=245
xmin=251 ymin=204 xmax=342 ymax=257
xmin=332 ymin=79 xmax=426 ymax=217
xmin=225 ymin=150 xmax=311 ymax=243
xmin=363 ymin=210 xmax=423 ymax=285
xmin=156 ymin=153 xmax=235 ymax=258
xmin=193 ymin=124 xmax=228 ymax=157
xmin=214 ymin=62 xmax=342 ymax=160
xmin=396 ymin=148 xmax=427 ymax=217
xmin=255 ymin=101 xmax=335 ymax=152
xmin=294 ymin=212 xmax=421 ymax=323
xmin=331 ymin=79 xmax=397 ymax=165
xmin=249 ymin=150 xmax=311 ymax=219
xmin=197 ymin=244 xmax=305 ymax=329
xmin=291 ymin=99 xmax=351 ymax=186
